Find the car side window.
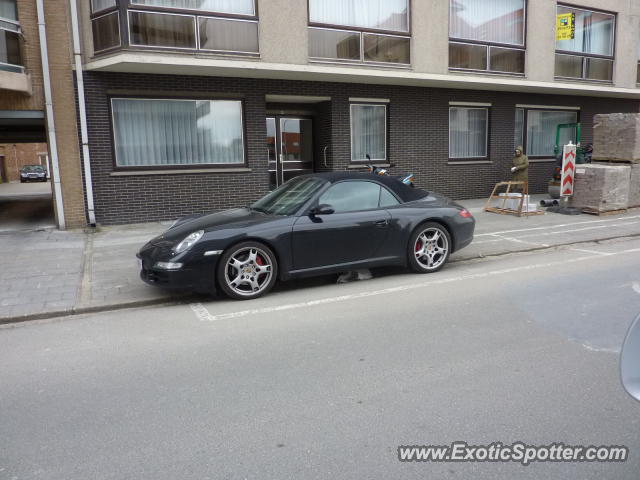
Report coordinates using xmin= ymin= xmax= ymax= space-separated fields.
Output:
xmin=319 ymin=181 xmax=381 ymax=213
xmin=379 ymin=186 xmax=400 ymax=207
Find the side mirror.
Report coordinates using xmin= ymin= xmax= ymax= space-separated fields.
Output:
xmin=621 ymin=313 xmax=640 ymax=403
xmin=310 ymin=204 xmax=335 ymax=216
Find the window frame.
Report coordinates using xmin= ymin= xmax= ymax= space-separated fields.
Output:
xmin=448 ymin=105 xmax=490 ymax=161
xmin=448 ymin=0 xmax=527 ymax=75
xmin=91 ymin=0 xmax=119 ymax=15
xmin=349 ymin=103 xmax=388 ymax=163
xmin=307 ymin=0 xmax=411 ymax=66
xmin=554 ymin=3 xmax=616 ymax=83
xmin=515 ymin=106 xmax=580 ymax=159
xmin=108 ymin=96 xmax=249 ymax=171
xmin=0 ymin=0 xmax=23 ymax=73
xmin=90 ymin=1 xmax=259 ymax=57
xmin=91 ymin=10 xmax=122 ymax=53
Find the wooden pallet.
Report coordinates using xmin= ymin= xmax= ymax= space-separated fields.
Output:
xmin=582 ymin=207 xmax=628 ymax=216
xmin=484 ymin=181 xmax=544 ymax=217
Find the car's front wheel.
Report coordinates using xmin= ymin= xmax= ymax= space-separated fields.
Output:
xmin=217 ymin=241 xmax=277 ymax=300
xmin=408 ymin=222 xmax=451 ymax=273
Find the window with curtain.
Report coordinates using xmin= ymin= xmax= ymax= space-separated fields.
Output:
xmin=309 ymin=0 xmax=408 ymax=32
xmin=523 ymin=109 xmax=578 ymax=157
xmin=0 ymin=0 xmax=18 ymax=21
xmin=130 ymin=0 xmax=255 ymax=16
xmin=92 ymin=12 xmax=120 ymax=52
xmin=111 ymin=98 xmax=245 ymax=167
xmin=514 ymin=108 xmax=524 ymax=149
xmin=555 ymin=6 xmax=614 ymax=81
xmin=350 ymin=104 xmax=387 ymax=162
xmin=0 ymin=0 xmax=21 ymax=72
xmin=449 ymin=107 xmax=488 ymax=159
xmin=449 ymin=0 xmax=525 ymax=74
xmin=308 ymin=0 xmax=410 ymax=65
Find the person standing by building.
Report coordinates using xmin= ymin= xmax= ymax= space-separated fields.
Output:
xmin=511 ymin=146 xmax=529 ymax=190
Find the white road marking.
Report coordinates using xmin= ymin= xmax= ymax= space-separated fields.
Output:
xmin=633 ymin=282 xmax=640 ymax=295
xmin=492 ymin=234 xmax=549 ymax=248
xmin=191 ymin=246 xmax=640 ymax=323
xmin=570 ymin=248 xmax=614 ymax=256
xmin=474 ymin=215 xmax=640 ymax=237
xmin=189 ymin=303 xmax=215 ymax=322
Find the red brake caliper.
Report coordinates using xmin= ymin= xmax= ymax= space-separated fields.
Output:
xmin=256 ymin=255 xmax=264 ymax=266
xmin=415 ymin=240 xmax=422 ymax=252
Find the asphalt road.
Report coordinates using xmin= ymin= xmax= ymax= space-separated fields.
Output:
xmin=2 ymin=237 xmax=640 ymax=480
xmin=0 ymin=181 xmax=54 ymax=232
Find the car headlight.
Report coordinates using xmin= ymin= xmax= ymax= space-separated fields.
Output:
xmin=20 ymin=173 xmax=27 ymax=177
xmin=38 ymin=172 xmax=45 ymax=176
xmin=173 ymin=230 xmax=204 ymax=254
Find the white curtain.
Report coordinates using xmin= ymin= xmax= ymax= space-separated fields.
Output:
xmin=309 ymin=0 xmax=408 ymax=32
xmin=514 ymin=108 xmax=524 ymax=149
xmin=351 ymin=105 xmax=386 ymax=161
xmin=449 ymin=107 xmax=487 ymax=158
xmin=0 ymin=0 xmax=17 ymax=21
xmin=199 ymin=17 xmax=258 ymax=52
xmin=132 ymin=0 xmax=255 ymax=15
xmin=526 ymin=110 xmax=577 ymax=157
xmin=556 ymin=8 xmax=614 ymax=56
xmin=113 ymin=99 xmax=244 ymax=166
xmin=450 ymin=0 xmax=525 ymax=45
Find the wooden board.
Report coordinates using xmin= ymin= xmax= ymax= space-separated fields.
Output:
xmin=581 ymin=207 xmax=628 ymax=216
xmin=485 ymin=207 xmax=544 ymax=217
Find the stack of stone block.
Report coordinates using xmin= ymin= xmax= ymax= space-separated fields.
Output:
xmin=569 ymin=113 xmax=640 ymax=211
xmin=569 ymin=164 xmax=631 ymax=212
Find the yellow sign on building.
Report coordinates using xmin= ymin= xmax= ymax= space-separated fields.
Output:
xmin=556 ymin=13 xmax=575 ymax=41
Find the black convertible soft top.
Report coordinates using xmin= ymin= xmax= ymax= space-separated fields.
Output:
xmin=303 ymin=172 xmax=429 ymax=203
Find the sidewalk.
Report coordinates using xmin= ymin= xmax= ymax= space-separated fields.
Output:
xmin=2 ymin=197 xmax=640 ymax=323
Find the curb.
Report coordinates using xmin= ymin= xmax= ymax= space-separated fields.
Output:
xmin=2 ymin=233 xmax=640 ymax=327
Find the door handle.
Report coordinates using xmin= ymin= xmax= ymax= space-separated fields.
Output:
xmin=374 ymin=219 xmax=389 ymax=227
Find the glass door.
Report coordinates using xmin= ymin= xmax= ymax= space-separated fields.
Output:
xmin=266 ymin=116 xmax=314 ymax=189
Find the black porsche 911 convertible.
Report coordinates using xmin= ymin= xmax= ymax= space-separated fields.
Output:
xmin=137 ymin=172 xmax=475 ymax=300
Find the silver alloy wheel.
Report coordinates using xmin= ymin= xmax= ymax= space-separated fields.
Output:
xmin=414 ymin=227 xmax=449 ymax=270
xmin=223 ymin=246 xmax=273 ymax=297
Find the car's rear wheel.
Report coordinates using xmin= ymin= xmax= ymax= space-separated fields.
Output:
xmin=408 ymin=222 xmax=451 ymax=273
xmin=217 ymin=241 xmax=277 ymax=300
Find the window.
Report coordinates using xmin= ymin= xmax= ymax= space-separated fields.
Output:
xmin=91 ymin=0 xmax=117 ymax=13
xmin=555 ymin=5 xmax=615 ymax=82
xmin=111 ymin=98 xmax=245 ymax=168
xmin=449 ymin=0 xmax=525 ymax=74
xmin=449 ymin=107 xmax=489 ymax=159
xmin=0 ymin=0 xmax=21 ymax=73
xmin=92 ymin=12 xmax=120 ymax=52
xmin=379 ymin=187 xmax=400 ymax=207
xmin=350 ymin=104 xmax=387 ymax=162
xmin=308 ymin=0 xmax=410 ymax=65
xmin=130 ymin=0 xmax=255 ymax=16
xmin=514 ymin=108 xmax=578 ymax=157
xmin=91 ymin=0 xmax=258 ymax=56
xmin=319 ymin=181 xmax=387 ymax=213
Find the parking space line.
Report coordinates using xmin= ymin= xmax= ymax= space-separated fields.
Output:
xmin=475 ymin=215 xmax=640 ymax=237
xmin=190 ymin=246 xmax=640 ymax=323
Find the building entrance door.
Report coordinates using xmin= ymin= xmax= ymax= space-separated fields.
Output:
xmin=266 ymin=117 xmax=313 ymax=190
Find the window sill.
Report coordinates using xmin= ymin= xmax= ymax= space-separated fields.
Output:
xmin=309 ymin=59 xmax=411 ymax=70
xmin=529 ymin=158 xmax=556 ymax=163
xmin=554 ymin=76 xmax=613 ymax=85
xmin=447 ymin=160 xmax=491 ymax=165
xmin=448 ymin=68 xmax=525 ymax=78
xmin=110 ymin=167 xmax=252 ymax=176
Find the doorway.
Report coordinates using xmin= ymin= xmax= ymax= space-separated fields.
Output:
xmin=266 ymin=116 xmax=314 ymax=190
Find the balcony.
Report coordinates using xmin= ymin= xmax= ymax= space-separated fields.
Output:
xmin=0 ymin=18 xmax=29 ymax=94
xmin=90 ymin=1 xmax=259 ymax=58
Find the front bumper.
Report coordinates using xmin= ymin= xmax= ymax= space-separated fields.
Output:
xmin=137 ymin=244 xmax=219 ymax=294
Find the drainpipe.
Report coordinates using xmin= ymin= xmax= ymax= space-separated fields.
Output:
xmin=36 ymin=0 xmax=65 ymax=229
xmin=69 ymin=0 xmax=96 ymax=226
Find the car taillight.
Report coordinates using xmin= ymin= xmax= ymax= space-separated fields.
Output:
xmin=458 ymin=209 xmax=472 ymax=218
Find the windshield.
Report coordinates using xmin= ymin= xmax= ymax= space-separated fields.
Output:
xmin=251 ymin=177 xmax=326 ymax=216
xmin=22 ymin=165 xmax=44 ymax=172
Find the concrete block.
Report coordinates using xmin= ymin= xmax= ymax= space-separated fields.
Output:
xmin=630 ymin=164 xmax=640 ymax=208
xmin=569 ymin=164 xmax=631 ymax=211
xmin=593 ymin=113 xmax=640 ymax=163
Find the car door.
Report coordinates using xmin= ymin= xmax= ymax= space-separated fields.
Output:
xmin=291 ymin=180 xmax=392 ymax=271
